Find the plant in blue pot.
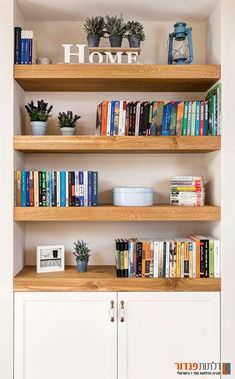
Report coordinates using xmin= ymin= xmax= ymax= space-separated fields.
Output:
xmin=73 ymin=240 xmax=91 ymax=273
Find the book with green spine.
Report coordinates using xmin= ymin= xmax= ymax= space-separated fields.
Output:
xmin=182 ymin=101 xmax=189 ymax=136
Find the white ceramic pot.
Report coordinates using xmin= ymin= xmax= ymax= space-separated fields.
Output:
xmin=60 ymin=127 xmax=76 ymax=136
xmin=31 ymin=121 xmax=48 ymax=135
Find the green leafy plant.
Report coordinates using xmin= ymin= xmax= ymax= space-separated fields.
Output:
xmin=73 ymin=240 xmax=91 ymax=262
xmin=58 ymin=111 xmax=81 ymax=128
xmin=104 ymin=15 xmax=126 ymax=36
xmin=83 ymin=16 xmax=105 ymax=36
xmin=125 ymin=21 xmax=145 ymax=40
xmin=25 ymin=100 xmax=53 ymax=122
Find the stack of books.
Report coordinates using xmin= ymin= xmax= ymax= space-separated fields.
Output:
xmin=115 ymin=236 xmax=220 ymax=278
xmin=14 ymin=171 xmax=98 ymax=207
xmin=170 ymin=176 xmax=205 ymax=206
xmin=14 ymin=27 xmax=36 ymax=64
xmin=96 ymin=85 xmax=221 ymax=137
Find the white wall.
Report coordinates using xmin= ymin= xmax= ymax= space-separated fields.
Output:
xmin=0 ymin=1 xmax=14 ymax=378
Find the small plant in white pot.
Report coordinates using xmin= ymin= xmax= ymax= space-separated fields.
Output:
xmin=83 ymin=16 xmax=105 ymax=47
xmin=125 ymin=21 xmax=145 ymax=47
xmin=73 ymin=240 xmax=91 ymax=273
xmin=25 ymin=100 xmax=53 ymax=135
xmin=58 ymin=111 xmax=81 ymax=136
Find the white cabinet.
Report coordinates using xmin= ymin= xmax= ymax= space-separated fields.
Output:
xmin=14 ymin=292 xmax=117 ymax=379
xmin=118 ymin=292 xmax=220 ymax=379
xmin=15 ymin=292 xmax=220 ymax=379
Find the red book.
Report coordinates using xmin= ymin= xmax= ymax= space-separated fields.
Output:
xmin=101 ymin=101 xmax=108 ymax=135
xmin=200 ymin=101 xmax=205 ymax=136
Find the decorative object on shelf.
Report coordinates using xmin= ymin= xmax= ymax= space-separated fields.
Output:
xmin=73 ymin=239 xmax=91 ymax=273
xmin=25 ymin=99 xmax=53 ymax=135
xmin=104 ymin=15 xmax=126 ymax=47
xmin=83 ymin=16 xmax=105 ymax=47
xmin=113 ymin=187 xmax=153 ymax=206
xmin=168 ymin=22 xmax=193 ymax=65
xmin=37 ymin=245 xmax=65 ymax=273
xmin=36 ymin=57 xmax=52 ymax=64
xmin=58 ymin=111 xmax=81 ymax=136
xmin=170 ymin=176 xmax=205 ymax=206
xmin=115 ymin=236 xmax=220 ymax=278
xmin=125 ymin=21 xmax=145 ymax=47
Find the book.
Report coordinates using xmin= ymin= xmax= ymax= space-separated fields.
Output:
xmin=170 ymin=101 xmax=178 ymax=136
xmin=182 ymin=101 xmax=189 ymax=136
xmin=14 ymin=27 xmax=22 ymax=64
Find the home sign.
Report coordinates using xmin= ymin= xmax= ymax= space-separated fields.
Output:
xmin=62 ymin=44 xmax=140 ymax=64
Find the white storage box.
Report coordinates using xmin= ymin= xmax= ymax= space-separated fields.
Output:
xmin=113 ymin=187 xmax=153 ymax=206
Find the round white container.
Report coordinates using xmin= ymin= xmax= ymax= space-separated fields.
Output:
xmin=113 ymin=187 xmax=153 ymax=206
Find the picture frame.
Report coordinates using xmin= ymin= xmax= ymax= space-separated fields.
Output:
xmin=37 ymin=245 xmax=65 ymax=273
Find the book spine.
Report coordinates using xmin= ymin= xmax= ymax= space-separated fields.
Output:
xmin=79 ymin=171 xmax=84 ymax=207
xmin=153 ymin=242 xmax=159 ymax=278
xmin=200 ymin=101 xmax=205 ymax=136
xmin=60 ymin=171 xmax=66 ymax=207
xmin=29 ymin=171 xmax=34 ymax=207
xmin=106 ymin=101 xmax=111 ymax=136
xmin=158 ymin=242 xmax=163 ymax=277
xmin=135 ymin=101 xmax=141 ymax=136
xmin=21 ymin=171 xmax=27 ymax=207
xmin=93 ymin=171 xmax=98 ymax=206
xmin=83 ymin=171 xmax=88 ymax=206
xmin=68 ymin=171 xmax=72 ymax=206
xmin=180 ymin=242 xmax=185 ymax=278
xmin=28 ymin=31 xmax=33 ymax=64
xmin=214 ymin=240 xmax=220 ymax=278
xmin=169 ymin=101 xmax=178 ymax=136
xmin=187 ymin=101 xmax=192 ymax=136
xmin=101 ymin=101 xmax=108 ymax=135
xmin=195 ymin=101 xmax=201 ymax=136
xmin=182 ymin=101 xmax=188 ymax=136
xmin=124 ymin=240 xmax=129 ymax=277
xmin=128 ymin=241 xmax=133 ymax=277
xmin=141 ymin=241 xmax=146 ymax=278
xmin=41 ymin=171 xmax=47 ymax=206
xmin=176 ymin=102 xmax=184 ymax=136
xmin=115 ymin=240 xmax=121 ymax=277
xmin=75 ymin=171 xmax=80 ymax=207
xmin=120 ymin=240 xmax=124 ymax=277
xmin=14 ymin=27 xmax=22 ymax=64
xmin=26 ymin=171 xmax=30 ymax=207
xmin=20 ymin=31 xmax=26 ymax=64
xmin=96 ymin=103 xmax=102 ymax=135
xmin=184 ymin=242 xmax=189 ymax=278
xmin=88 ymin=171 xmax=93 ymax=206
xmin=56 ymin=171 xmax=60 ymax=207
xmin=16 ymin=171 xmax=21 ymax=207
xmin=65 ymin=171 xmax=69 ymax=207
xmin=204 ymin=100 xmax=209 ymax=135
xmin=71 ymin=171 xmax=75 ymax=206
xmin=136 ymin=241 xmax=142 ymax=277
xmin=118 ymin=100 xmax=123 ymax=136
xmin=46 ymin=171 xmax=50 ymax=207
xmin=212 ymin=94 xmax=217 ymax=136
xmin=38 ymin=171 xmax=42 ymax=206
xmin=165 ymin=241 xmax=170 ymax=278
xmin=121 ymin=101 xmax=126 ymax=136
xmin=199 ymin=240 xmax=205 ymax=278
xmin=204 ymin=239 xmax=209 ymax=278
xmin=209 ymin=240 xmax=214 ymax=278
xmin=191 ymin=101 xmax=196 ymax=136
xmin=110 ymin=100 xmax=116 ymax=136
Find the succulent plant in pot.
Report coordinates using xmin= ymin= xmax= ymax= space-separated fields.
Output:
xmin=83 ymin=16 xmax=105 ymax=47
xmin=58 ymin=111 xmax=81 ymax=136
xmin=25 ymin=100 xmax=53 ymax=135
xmin=73 ymin=240 xmax=91 ymax=273
xmin=105 ymin=14 xmax=126 ymax=47
xmin=125 ymin=21 xmax=145 ymax=47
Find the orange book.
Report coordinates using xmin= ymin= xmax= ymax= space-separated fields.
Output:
xmin=145 ymin=241 xmax=151 ymax=277
xmin=16 ymin=171 xmax=21 ymax=207
xmin=176 ymin=240 xmax=181 ymax=278
xmin=101 ymin=101 xmax=108 ymax=135
xmin=176 ymin=101 xmax=184 ymax=135
xmin=141 ymin=240 xmax=146 ymax=278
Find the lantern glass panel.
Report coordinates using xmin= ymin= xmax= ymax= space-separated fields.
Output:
xmin=172 ymin=39 xmax=189 ymax=63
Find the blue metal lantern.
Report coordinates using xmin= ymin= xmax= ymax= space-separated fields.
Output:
xmin=168 ymin=22 xmax=193 ymax=65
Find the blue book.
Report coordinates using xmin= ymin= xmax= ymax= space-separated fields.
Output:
xmin=60 ymin=171 xmax=66 ymax=207
xmin=92 ymin=171 xmax=98 ymax=206
xmin=79 ymin=171 xmax=84 ymax=207
xmin=20 ymin=31 xmax=27 ymax=64
xmin=195 ymin=101 xmax=201 ymax=136
xmin=204 ymin=100 xmax=209 ymax=135
xmin=26 ymin=171 xmax=30 ymax=206
xmin=110 ymin=101 xmax=116 ymax=136
xmin=162 ymin=102 xmax=171 ymax=136
xmin=88 ymin=171 xmax=93 ymax=207
xmin=14 ymin=27 xmax=22 ymax=64
xmin=25 ymin=38 xmax=29 ymax=64
xmin=28 ymin=38 xmax=32 ymax=64
xmin=21 ymin=171 xmax=27 ymax=207
xmin=51 ymin=171 xmax=55 ymax=206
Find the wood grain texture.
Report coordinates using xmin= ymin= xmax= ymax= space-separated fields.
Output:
xmin=14 ymin=64 xmax=221 ymax=92
xmin=14 ymin=135 xmax=221 ymax=154
xmin=14 ymin=205 xmax=221 ymax=221
xmin=13 ymin=266 xmax=221 ymax=292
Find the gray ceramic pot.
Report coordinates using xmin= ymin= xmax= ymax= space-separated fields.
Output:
xmin=76 ymin=260 xmax=88 ymax=273
xmin=109 ymin=35 xmax=123 ymax=47
xmin=60 ymin=127 xmax=76 ymax=136
xmin=128 ymin=34 xmax=141 ymax=48
xmin=31 ymin=121 xmax=48 ymax=135
xmin=87 ymin=34 xmax=101 ymax=47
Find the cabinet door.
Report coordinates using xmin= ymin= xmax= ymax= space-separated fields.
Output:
xmin=118 ymin=292 xmax=220 ymax=379
xmin=15 ymin=292 xmax=117 ymax=379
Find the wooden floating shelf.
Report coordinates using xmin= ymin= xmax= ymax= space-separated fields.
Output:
xmin=13 ymin=266 xmax=221 ymax=292
xmin=14 ymin=135 xmax=221 ymax=154
xmin=14 ymin=64 xmax=221 ymax=92
xmin=14 ymin=205 xmax=221 ymax=222
xmin=88 ymin=47 xmax=141 ymax=55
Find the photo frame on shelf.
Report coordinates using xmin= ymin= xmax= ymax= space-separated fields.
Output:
xmin=37 ymin=245 xmax=65 ymax=273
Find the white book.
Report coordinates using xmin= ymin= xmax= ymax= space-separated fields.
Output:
xmin=66 ymin=171 xmax=69 ymax=207
xmin=214 ymin=240 xmax=220 ymax=278
xmin=83 ymin=171 xmax=88 ymax=206
xmin=153 ymin=240 xmax=159 ymax=278
xmin=135 ymin=101 xmax=141 ymax=136
xmin=118 ymin=101 xmax=123 ymax=136
xmin=121 ymin=101 xmax=127 ymax=136
xmin=149 ymin=240 xmax=154 ymax=278
xmin=34 ymin=171 xmax=39 ymax=207
xmin=106 ymin=102 xmax=111 ymax=136
xmin=192 ymin=241 xmax=197 ymax=278
xmin=165 ymin=241 xmax=170 ymax=278
xmin=56 ymin=171 xmax=60 ymax=207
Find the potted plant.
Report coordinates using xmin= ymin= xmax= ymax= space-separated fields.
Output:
xmin=25 ymin=100 xmax=53 ymax=135
xmin=83 ymin=16 xmax=105 ymax=47
xmin=105 ymin=15 xmax=126 ymax=47
xmin=58 ymin=111 xmax=81 ymax=136
xmin=125 ymin=21 xmax=145 ymax=47
xmin=73 ymin=240 xmax=91 ymax=273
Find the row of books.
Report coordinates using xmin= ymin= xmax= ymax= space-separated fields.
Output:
xmin=14 ymin=171 xmax=98 ymax=207
xmin=170 ymin=176 xmax=205 ymax=206
xmin=96 ymin=86 xmax=221 ymax=137
xmin=14 ymin=27 xmax=36 ymax=64
xmin=115 ymin=236 xmax=220 ymax=278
